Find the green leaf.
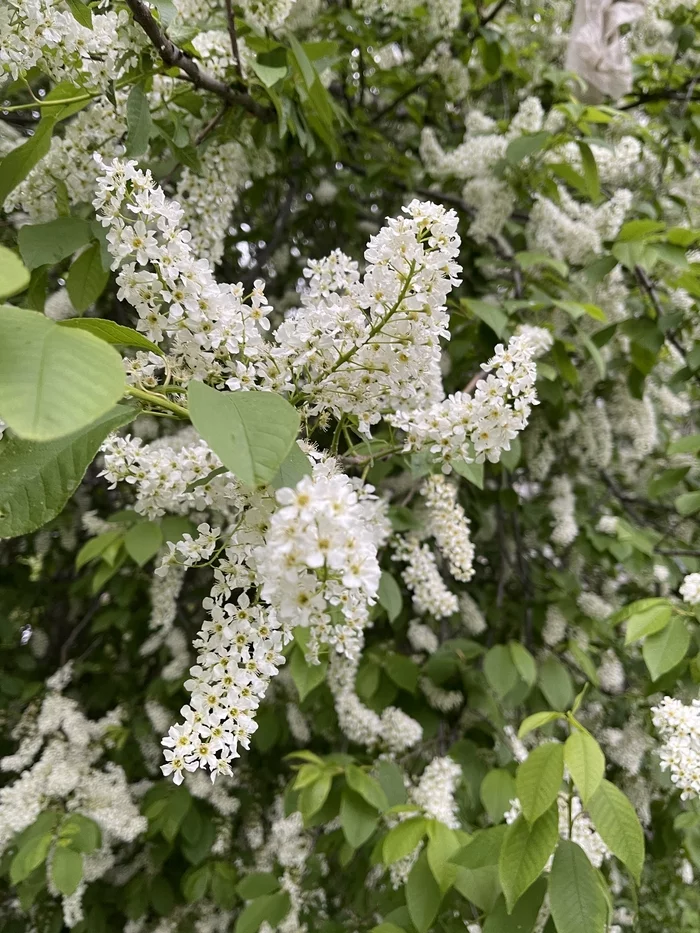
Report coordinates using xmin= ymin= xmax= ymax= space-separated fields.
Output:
xmin=548 ymin=841 xmax=608 ymax=933
xmin=648 ymin=467 xmax=690 ymax=498
xmin=0 ymin=245 xmax=30 ymax=300
xmin=236 ymin=873 xmax=279 ymax=900
xmin=346 ymin=764 xmax=388 ymax=811
xmin=378 ymin=571 xmax=403 ymax=622
xmin=624 ymin=604 xmax=672 ymax=645
xmin=298 ymin=773 xmax=332 ymax=819
xmin=518 ymin=711 xmax=561 ymax=739
xmin=182 ymin=864 xmax=211 ymax=903
xmin=269 ymin=442 xmax=312 ymax=489
xmin=642 ymin=616 xmax=690 ymax=680
xmin=340 ymin=789 xmax=379 ymax=848
xmin=375 ymin=760 xmax=407 ymax=807
xmin=252 ymin=49 xmax=289 ymax=87
xmin=66 ymin=0 xmax=93 ymax=27
xmin=52 ymin=847 xmax=83 ymax=897
xmin=0 ymin=307 xmax=125 ymax=441
xmin=587 ymin=780 xmax=644 ymax=883
xmin=577 ymin=141 xmax=600 ymax=201
xmin=480 ymin=769 xmax=517 ymax=824
xmin=383 ymin=817 xmax=428 ymax=864
xmin=406 ymin=849 xmax=442 ymax=933
xmin=289 ymin=645 xmax=327 ymax=701
xmin=59 ymin=318 xmax=165 ymax=356
xmin=515 ymin=252 xmax=568 ymax=278
xmin=18 ymin=217 xmax=92 ymax=271
xmin=675 ymin=491 xmax=700 ymax=517
xmin=385 ymin=653 xmax=419 ymax=693
xmin=452 ymin=459 xmax=485 ymax=489
xmin=609 ymin=597 xmax=670 ymax=626
xmin=0 ymin=118 xmax=55 ymax=209
xmin=426 ymin=821 xmax=460 ymax=892
xmin=509 ymin=642 xmax=536 ymax=686
xmin=451 ymin=826 xmax=506 ymax=912
xmin=10 ymin=833 xmax=53 ymax=884
xmin=66 ymin=243 xmax=110 ymax=313
xmin=461 ymin=298 xmax=508 ymax=338
xmin=59 ymin=814 xmax=102 ymax=854
xmin=0 ymin=404 xmax=136 ymax=538
xmin=234 ymin=892 xmax=291 ymax=933
xmin=564 ymin=732 xmax=604 ymax=804
xmin=484 ymin=645 xmax=520 ymax=699
xmin=499 ymin=806 xmax=559 ymax=912
xmin=668 ymin=434 xmax=700 ymax=456
xmin=187 ymin=382 xmax=300 ymax=487
xmin=126 ymin=83 xmax=153 ymax=158
xmin=124 ymin=521 xmax=163 ymax=566
xmin=538 ymin=657 xmax=574 ymax=711
xmin=483 ymin=879 xmax=547 ymax=933
xmin=516 ymin=743 xmax=564 ymax=824
xmin=506 ymin=132 xmax=550 ymax=164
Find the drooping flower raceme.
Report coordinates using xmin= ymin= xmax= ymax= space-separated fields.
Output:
xmin=652 ymin=696 xmax=700 ymax=800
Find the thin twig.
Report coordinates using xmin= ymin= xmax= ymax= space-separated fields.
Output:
xmin=124 ymin=0 xmax=271 ymax=121
xmin=195 ymin=105 xmax=228 ymax=145
xmin=480 ymin=0 xmax=510 ymax=27
xmin=223 ymin=0 xmax=243 ymax=77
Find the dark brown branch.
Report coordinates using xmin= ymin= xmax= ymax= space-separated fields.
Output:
xmin=124 ymin=0 xmax=271 ymax=121
xmin=480 ymin=0 xmax=510 ymax=27
xmin=223 ymin=0 xmax=243 ymax=78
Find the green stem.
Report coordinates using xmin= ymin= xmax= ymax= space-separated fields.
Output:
xmin=2 ymin=71 xmax=158 ymax=113
xmin=126 ymin=386 xmax=190 ymax=419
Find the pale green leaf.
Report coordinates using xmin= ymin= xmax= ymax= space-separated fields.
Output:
xmin=624 ymin=604 xmax=672 ymax=645
xmin=52 ymin=847 xmax=83 ymax=896
xmin=548 ymin=841 xmax=608 ymax=933
xmin=480 ymin=769 xmax=517 ymax=824
xmin=126 ymin=83 xmax=153 ymax=158
xmin=66 ymin=243 xmax=110 ymax=312
xmin=499 ymin=806 xmax=559 ymax=911
xmin=587 ymin=780 xmax=644 ymax=883
xmin=124 ymin=521 xmax=163 ymax=566
xmin=0 ymin=245 xmax=30 ymax=300
xmin=59 ymin=318 xmax=165 ymax=356
xmin=564 ymin=731 xmax=605 ymax=804
xmin=18 ymin=217 xmax=92 ymax=271
xmin=187 ymin=382 xmax=300 ymax=487
xmin=642 ymin=616 xmax=690 ymax=680
xmin=383 ymin=817 xmax=428 ymax=864
xmin=234 ymin=892 xmax=291 ymax=933
xmin=0 ymin=307 xmax=125 ymax=441
xmin=340 ymin=789 xmax=378 ymax=848
xmin=406 ymin=849 xmax=442 ymax=933
xmin=516 ymin=743 xmax=564 ymax=824
xmin=518 ymin=711 xmax=562 ymax=739
xmin=378 ymin=571 xmax=403 ymax=622
xmin=0 ymin=119 xmax=55 ymax=209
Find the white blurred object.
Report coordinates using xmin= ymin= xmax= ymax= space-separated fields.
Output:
xmin=565 ymin=0 xmax=645 ymax=101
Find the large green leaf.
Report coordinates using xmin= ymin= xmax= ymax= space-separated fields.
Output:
xmin=624 ymin=604 xmax=672 ymax=645
xmin=480 ymin=769 xmax=517 ymax=824
xmin=587 ymin=780 xmax=644 ymax=883
xmin=405 ymin=849 xmax=442 ymax=933
xmin=340 ymin=789 xmax=378 ymax=848
xmin=234 ymin=892 xmax=291 ymax=933
xmin=564 ymin=732 xmax=605 ymax=804
xmin=642 ymin=616 xmax=690 ymax=680
xmin=126 ymin=83 xmax=153 ymax=157
xmin=66 ymin=243 xmax=110 ymax=312
xmin=483 ymin=879 xmax=547 ymax=933
xmin=0 ymin=404 xmax=136 ymax=538
xmin=18 ymin=217 xmax=93 ymax=270
xmin=0 ymin=245 xmax=30 ymax=300
xmin=187 ymin=381 xmax=300 ymax=487
xmin=383 ymin=817 xmax=428 ymax=864
xmin=0 ymin=307 xmax=126 ymax=440
xmin=548 ymin=841 xmax=608 ymax=933
xmin=499 ymin=806 xmax=559 ymax=911
xmin=52 ymin=847 xmax=83 ymax=896
xmin=516 ymin=743 xmax=564 ymax=824
xmin=451 ymin=825 xmax=506 ymax=913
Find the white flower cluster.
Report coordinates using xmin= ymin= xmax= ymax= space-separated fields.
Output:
xmin=254 ymin=464 xmax=387 ymax=663
xmin=680 ymin=573 xmax=700 ymax=606
xmin=527 ymin=188 xmax=632 ymax=266
xmin=0 ymin=0 xmax=143 ymax=87
xmin=459 ymin=592 xmax=487 ymax=635
xmin=411 ymin=756 xmax=462 ymax=828
xmin=549 ymin=476 xmax=578 ymax=547
xmin=393 ymin=536 xmax=458 ymax=619
xmin=100 ymin=427 xmax=240 ymax=518
xmin=422 ymin=474 xmax=475 ymax=582
xmin=276 ymin=199 xmax=462 ymax=435
xmin=407 ymin=620 xmax=439 ymax=654
xmin=652 ymin=696 xmax=700 ymax=799
xmin=542 ymin=605 xmax=568 ymax=646
xmin=93 ymin=157 xmax=276 ymax=386
xmin=390 ymin=335 xmax=538 ymax=467
xmin=239 ymin=0 xmax=297 ymax=31
xmin=328 ymin=653 xmax=423 ymax=753
xmin=6 ymin=99 xmax=127 ymax=223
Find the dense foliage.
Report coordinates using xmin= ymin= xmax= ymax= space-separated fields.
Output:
xmin=1 ymin=1 xmax=700 ymax=933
